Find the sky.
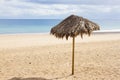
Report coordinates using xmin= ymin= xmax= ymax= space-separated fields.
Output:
xmin=0 ymin=0 xmax=120 ymax=19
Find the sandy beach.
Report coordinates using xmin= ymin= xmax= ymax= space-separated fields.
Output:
xmin=0 ymin=33 xmax=120 ymax=80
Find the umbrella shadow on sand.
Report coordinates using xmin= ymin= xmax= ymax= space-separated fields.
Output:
xmin=8 ymin=74 xmax=72 ymax=80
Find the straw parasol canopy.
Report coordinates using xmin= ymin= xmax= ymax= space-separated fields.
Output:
xmin=50 ymin=15 xmax=100 ymax=40
xmin=50 ymin=14 xmax=100 ymax=75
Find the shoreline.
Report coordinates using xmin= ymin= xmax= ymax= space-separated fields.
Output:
xmin=0 ymin=29 xmax=120 ymax=35
xmin=0 ymin=31 xmax=120 ymax=49
xmin=0 ymin=32 xmax=50 ymax=35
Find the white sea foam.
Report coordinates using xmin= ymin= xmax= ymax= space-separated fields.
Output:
xmin=93 ymin=29 xmax=120 ymax=34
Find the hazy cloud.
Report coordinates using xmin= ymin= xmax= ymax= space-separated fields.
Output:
xmin=0 ymin=0 xmax=120 ymax=19
xmin=26 ymin=0 xmax=120 ymax=5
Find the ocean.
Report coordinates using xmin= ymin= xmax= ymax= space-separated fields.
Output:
xmin=0 ymin=19 xmax=120 ymax=34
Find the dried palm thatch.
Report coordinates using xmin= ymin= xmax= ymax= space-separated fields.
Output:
xmin=50 ymin=15 xmax=100 ymax=40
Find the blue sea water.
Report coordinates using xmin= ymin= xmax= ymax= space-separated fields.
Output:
xmin=0 ymin=19 xmax=61 ymax=34
xmin=0 ymin=19 xmax=120 ymax=34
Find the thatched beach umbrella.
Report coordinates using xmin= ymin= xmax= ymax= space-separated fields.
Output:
xmin=50 ymin=15 xmax=100 ymax=75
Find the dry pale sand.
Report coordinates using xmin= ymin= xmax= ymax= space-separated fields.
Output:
xmin=0 ymin=33 xmax=120 ymax=80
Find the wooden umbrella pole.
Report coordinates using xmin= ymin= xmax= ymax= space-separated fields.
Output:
xmin=72 ymin=36 xmax=75 ymax=75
